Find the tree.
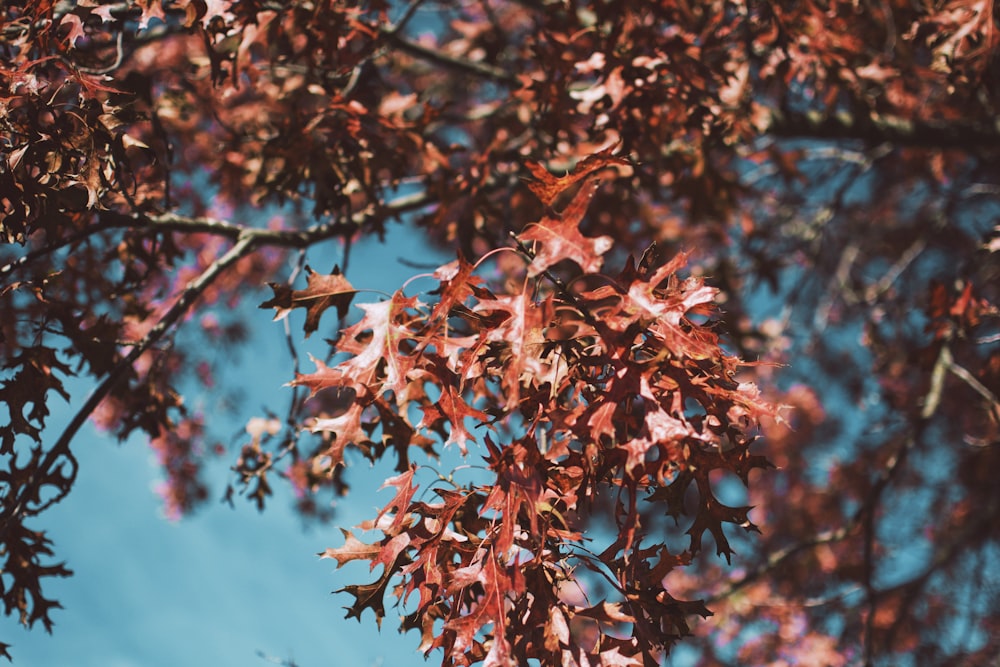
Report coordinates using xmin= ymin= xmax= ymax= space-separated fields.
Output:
xmin=2 ymin=0 xmax=999 ymax=664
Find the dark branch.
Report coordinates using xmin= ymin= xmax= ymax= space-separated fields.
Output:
xmin=2 ymin=233 xmax=256 ymax=533
xmin=2 ymin=191 xmax=435 ymax=277
xmin=712 ymin=409 xmax=927 ymax=606
xmin=769 ymin=110 xmax=1000 ymax=153
xmin=0 ymin=190 xmax=434 ymax=533
xmin=381 ymin=31 xmax=519 ymax=87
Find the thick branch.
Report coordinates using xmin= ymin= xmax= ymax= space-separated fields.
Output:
xmin=769 ymin=110 xmax=1000 ymax=152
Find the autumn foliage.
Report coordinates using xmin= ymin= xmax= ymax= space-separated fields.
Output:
xmin=2 ymin=1 xmax=1000 ymax=665
xmin=296 ymin=170 xmax=776 ymax=664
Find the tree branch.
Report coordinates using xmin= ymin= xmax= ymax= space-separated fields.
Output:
xmin=2 ymin=191 xmax=435 ymax=277
xmin=878 ymin=490 xmax=999 ymax=651
xmin=1 ymin=233 xmax=257 ymax=533
xmin=710 ymin=419 xmax=925 ymax=608
xmin=144 ymin=190 xmax=434 ymax=247
xmin=706 ymin=523 xmax=855 ymax=604
xmin=0 ymin=189 xmax=435 ymax=533
xmin=769 ymin=110 xmax=1000 ymax=153
xmin=381 ymin=31 xmax=519 ymax=87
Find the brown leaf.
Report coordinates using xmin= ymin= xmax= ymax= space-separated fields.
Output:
xmin=338 ymin=569 xmax=395 ymax=629
xmin=259 ymin=266 xmax=356 ymax=337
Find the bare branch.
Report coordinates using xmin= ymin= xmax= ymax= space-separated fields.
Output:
xmin=1 ymin=189 xmax=434 ymax=533
xmin=712 ymin=418 xmax=927 ymax=608
xmin=707 ymin=524 xmax=856 ymax=604
xmin=864 ymin=238 xmax=926 ymax=304
xmin=388 ymin=0 xmax=429 ymax=36
xmin=145 ymin=190 xmax=435 ymax=248
xmin=278 ymin=249 xmax=307 ymax=458
xmin=814 ymin=242 xmax=860 ymax=331
xmin=862 ymin=483 xmax=879 ymax=667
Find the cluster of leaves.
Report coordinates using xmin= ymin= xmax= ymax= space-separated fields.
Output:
xmin=2 ymin=0 xmax=1000 ymax=664
xmin=281 ymin=160 xmax=775 ymax=665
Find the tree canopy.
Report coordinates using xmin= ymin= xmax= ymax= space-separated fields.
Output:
xmin=2 ymin=1 xmax=999 ymax=665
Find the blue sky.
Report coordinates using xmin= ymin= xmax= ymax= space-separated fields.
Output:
xmin=3 ymin=224 xmax=452 ymax=667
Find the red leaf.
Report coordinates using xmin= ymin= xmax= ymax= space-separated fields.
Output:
xmin=309 ymin=402 xmax=365 ymax=467
xmin=377 ymin=467 xmax=417 ymax=535
xmin=415 ymin=379 xmax=487 ymax=454
xmin=290 ymin=355 xmax=348 ymax=397
xmin=291 ymin=292 xmax=419 ymax=396
xmin=372 ymin=532 xmax=411 ymax=572
xmin=58 ymin=14 xmax=86 ymax=47
xmin=518 ymin=179 xmax=612 ymax=277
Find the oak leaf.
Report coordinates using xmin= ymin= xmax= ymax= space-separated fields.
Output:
xmin=320 ymin=528 xmax=381 ymax=568
xmin=525 ymin=147 xmax=632 ymax=206
xmin=518 ymin=179 xmax=613 ymax=278
xmin=259 ymin=266 xmax=355 ymax=337
xmin=377 ymin=467 xmax=418 ymax=535
xmin=338 ymin=569 xmax=396 ymax=629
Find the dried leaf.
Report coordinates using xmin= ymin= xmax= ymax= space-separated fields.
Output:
xmin=518 ymin=179 xmax=613 ymax=277
xmin=260 ymin=266 xmax=356 ymax=337
xmin=320 ymin=529 xmax=381 ymax=568
xmin=525 ymin=147 xmax=632 ymax=206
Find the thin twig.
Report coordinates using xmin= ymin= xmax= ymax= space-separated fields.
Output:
xmin=387 ymin=0 xmax=428 ymax=36
xmin=855 ymin=414 xmax=929 ymax=664
xmin=278 ymin=249 xmax=307 ymax=458
xmin=75 ymin=27 xmax=124 ymax=75
xmin=857 ymin=349 xmax=937 ymax=665
xmin=946 ymin=351 xmax=1000 ymax=408
xmin=510 ymin=234 xmax=602 ymax=331
xmin=864 ymin=238 xmax=926 ymax=304
xmin=0 ymin=189 xmax=439 ymax=530
xmin=707 ymin=524 xmax=855 ymax=603
xmin=712 ymin=413 xmax=927 ymax=610
xmin=814 ymin=242 xmax=859 ymax=331
xmin=862 ymin=488 xmax=878 ymax=666
xmin=1 ymin=219 xmax=123 ymax=277
xmin=878 ymin=492 xmax=998 ymax=649
xmin=1 ymin=191 xmax=437 ymax=532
